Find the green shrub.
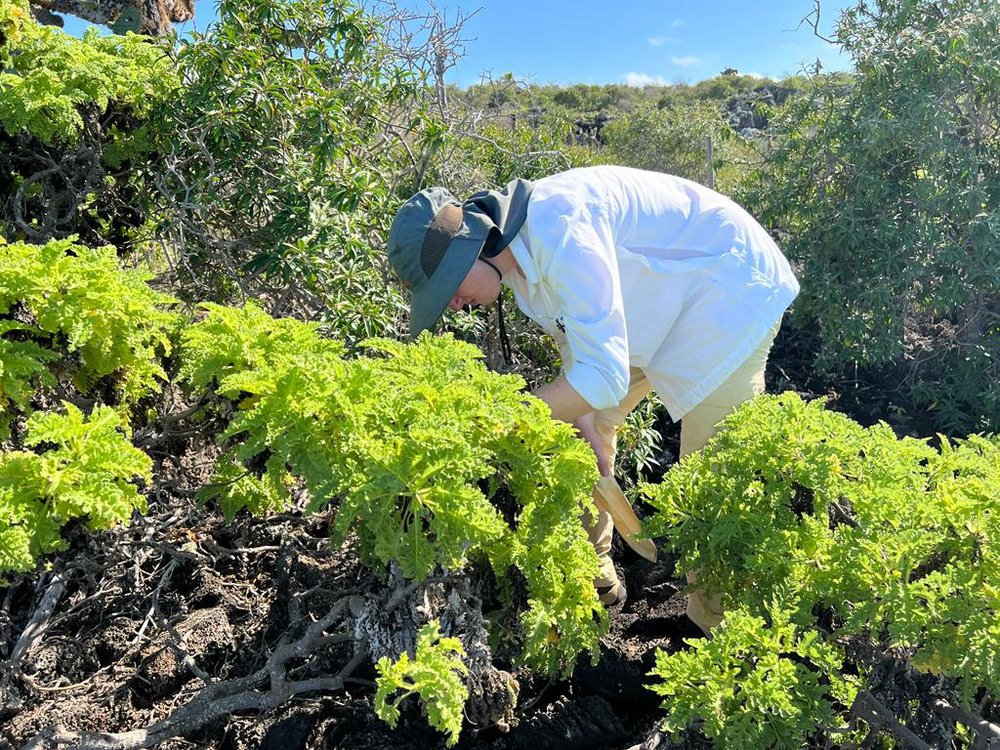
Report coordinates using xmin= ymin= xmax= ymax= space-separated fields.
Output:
xmin=0 ymin=236 xmax=176 ymax=575
xmin=150 ymin=0 xmax=420 ymax=343
xmin=180 ymin=304 xmax=608 ymax=679
xmin=0 ymin=237 xmax=177 ymax=412
xmin=444 ymin=117 xmax=595 ymax=193
xmin=0 ymin=243 xmax=606 ymax=741
xmin=745 ymin=0 xmax=1000 ymax=433
xmin=0 ymin=321 xmax=57 ymax=432
xmin=643 ymin=392 xmax=1000 ymax=744
xmin=0 ymin=403 xmax=151 ymax=574
xmin=0 ymin=0 xmax=173 ymax=146
xmin=649 ymin=606 xmax=854 ymax=749
xmin=601 ymin=101 xmax=755 ymax=193
xmin=0 ymin=0 xmax=175 ymax=244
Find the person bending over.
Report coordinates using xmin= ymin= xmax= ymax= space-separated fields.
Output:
xmin=386 ymin=165 xmax=798 ymax=631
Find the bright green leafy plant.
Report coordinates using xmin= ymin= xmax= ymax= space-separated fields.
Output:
xmin=374 ymin=620 xmax=470 ymax=747
xmin=0 ymin=237 xmax=178 ymax=408
xmin=0 ymin=247 xmax=605 ymax=741
xmin=0 ymin=0 xmax=28 ymax=62
xmin=0 ymin=0 xmax=175 ymax=245
xmin=0 ymin=320 xmax=57 ymax=436
xmin=0 ymin=236 xmax=176 ymax=576
xmin=181 ymin=304 xmax=606 ymax=682
xmin=643 ymin=392 xmax=1000 ymax=745
xmin=0 ymin=0 xmax=173 ymax=146
xmin=0 ymin=243 xmax=602 ymax=742
xmin=649 ymin=605 xmax=856 ymax=749
xmin=178 ymin=303 xmax=609 ymax=742
xmin=0 ymin=403 xmax=151 ymax=574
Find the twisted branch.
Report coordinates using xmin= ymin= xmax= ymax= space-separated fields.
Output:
xmin=23 ymin=595 xmax=368 ymax=750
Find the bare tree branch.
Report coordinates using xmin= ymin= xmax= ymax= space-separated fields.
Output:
xmin=800 ymin=0 xmax=838 ymax=45
xmin=850 ymin=690 xmax=933 ymax=750
xmin=2 ymin=571 xmax=65 ymax=675
xmin=22 ymin=596 xmax=367 ymax=750
xmin=933 ymin=700 xmax=1000 ymax=749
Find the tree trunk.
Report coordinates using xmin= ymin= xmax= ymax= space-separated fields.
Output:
xmin=28 ymin=0 xmax=194 ymax=35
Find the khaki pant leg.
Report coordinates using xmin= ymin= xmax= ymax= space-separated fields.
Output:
xmin=682 ymin=323 xmax=779 ymax=635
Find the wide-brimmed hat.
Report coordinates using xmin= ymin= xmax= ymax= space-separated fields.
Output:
xmin=387 ymin=186 xmax=496 ymax=337
xmin=388 ymin=180 xmax=534 ymax=338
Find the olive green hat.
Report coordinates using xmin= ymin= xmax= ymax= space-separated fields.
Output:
xmin=387 ymin=180 xmax=533 ymax=337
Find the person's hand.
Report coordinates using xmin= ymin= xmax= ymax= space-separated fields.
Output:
xmin=530 ymin=376 xmax=609 ymax=476
xmin=574 ymin=411 xmax=611 ymax=477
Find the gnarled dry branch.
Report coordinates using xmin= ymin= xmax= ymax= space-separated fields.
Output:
xmin=23 ymin=596 xmax=367 ymax=750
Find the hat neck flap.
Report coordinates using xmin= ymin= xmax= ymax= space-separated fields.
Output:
xmin=462 ymin=179 xmax=534 ymax=258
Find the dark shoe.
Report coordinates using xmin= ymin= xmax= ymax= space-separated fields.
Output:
xmin=595 ymin=557 xmax=626 ymax=606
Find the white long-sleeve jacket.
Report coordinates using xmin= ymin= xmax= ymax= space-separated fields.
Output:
xmin=503 ymin=165 xmax=800 ymax=419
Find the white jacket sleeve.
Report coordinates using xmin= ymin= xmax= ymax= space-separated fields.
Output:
xmin=530 ymin=193 xmax=629 ymax=411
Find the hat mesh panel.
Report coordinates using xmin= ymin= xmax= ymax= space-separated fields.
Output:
xmin=420 ymin=203 xmax=463 ymax=278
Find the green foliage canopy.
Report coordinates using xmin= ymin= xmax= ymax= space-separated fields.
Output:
xmin=0 ymin=0 xmax=175 ymax=146
xmin=746 ymin=0 xmax=1000 ymax=432
xmin=0 ymin=0 xmax=175 ymax=245
xmin=0 ymin=237 xmax=175 ymax=573
xmin=643 ymin=392 xmax=1000 ymax=744
xmin=649 ymin=606 xmax=854 ymax=749
xmin=601 ymin=101 xmax=740 ymax=190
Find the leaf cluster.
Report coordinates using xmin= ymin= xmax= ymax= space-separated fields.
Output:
xmin=0 ymin=237 xmax=178 ymax=418
xmin=650 ymin=606 xmax=855 ymax=749
xmin=0 ymin=0 xmax=175 ymax=246
xmin=0 ymin=0 xmax=176 ymax=146
xmin=643 ymin=392 xmax=1000 ymax=744
xmin=600 ymin=101 xmax=745 ymax=192
xmin=0 ymin=403 xmax=151 ymax=574
xmin=0 ymin=242 xmax=605 ymax=741
xmin=374 ymin=620 xmax=469 ymax=747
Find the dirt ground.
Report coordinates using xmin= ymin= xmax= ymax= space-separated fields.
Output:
xmin=0 ymin=322 xmax=938 ymax=750
xmin=0 ymin=494 xmax=703 ymax=750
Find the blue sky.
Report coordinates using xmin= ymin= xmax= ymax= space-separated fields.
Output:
xmin=423 ymin=0 xmax=856 ymax=86
xmin=62 ymin=0 xmax=856 ymax=87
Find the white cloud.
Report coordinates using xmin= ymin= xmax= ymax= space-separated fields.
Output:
xmin=671 ymin=19 xmax=686 ymax=28
xmin=624 ymin=72 xmax=670 ymax=87
xmin=648 ymin=35 xmax=680 ymax=46
xmin=671 ymin=55 xmax=703 ymax=68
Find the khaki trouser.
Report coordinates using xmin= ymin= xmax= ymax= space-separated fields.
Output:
xmin=566 ymin=323 xmax=780 ymax=633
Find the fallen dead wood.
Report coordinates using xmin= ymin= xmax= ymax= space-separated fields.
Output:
xmin=22 ymin=596 xmax=367 ymax=750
